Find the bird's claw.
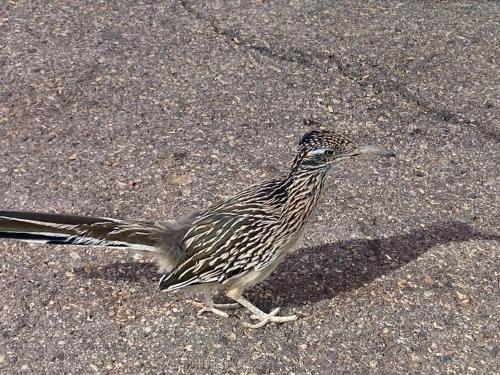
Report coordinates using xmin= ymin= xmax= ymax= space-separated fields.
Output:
xmin=197 ymin=306 xmax=230 ymax=318
xmin=249 ymin=307 xmax=280 ymax=320
xmin=243 ymin=308 xmax=298 ymax=328
xmin=194 ymin=301 xmax=240 ymax=318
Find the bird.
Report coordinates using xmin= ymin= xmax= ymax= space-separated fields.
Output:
xmin=0 ymin=130 xmax=394 ymax=328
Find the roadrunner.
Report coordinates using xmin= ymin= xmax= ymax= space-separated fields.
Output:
xmin=0 ymin=130 xmax=394 ymax=328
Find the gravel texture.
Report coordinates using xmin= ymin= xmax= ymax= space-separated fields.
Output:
xmin=0 ymin=1 xmax=499 ymax=374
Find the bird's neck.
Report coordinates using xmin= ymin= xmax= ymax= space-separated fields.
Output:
xmin=277 ymin=167 xmax=329 ymax=233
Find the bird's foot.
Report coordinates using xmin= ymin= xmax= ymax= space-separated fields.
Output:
xmin=194 ymin=301 xmax=240 ymax=318
xmin=243 ymin=307 xmax=298 ymax=329
xmin=233 ymin=296 xmax=298 ymax=328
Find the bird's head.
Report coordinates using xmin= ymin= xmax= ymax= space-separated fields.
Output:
xmin=292 ymin=130 xmax=395 ymax=172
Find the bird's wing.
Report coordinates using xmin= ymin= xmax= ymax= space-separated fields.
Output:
xmin=158 ymin=177 xmax=288 ymax=290
xmin=158 ymin=210 xmax=278 ymax=290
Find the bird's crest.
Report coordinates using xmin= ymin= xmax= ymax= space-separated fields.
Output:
xmin=299 ymin=130 xmax=354 ymax=154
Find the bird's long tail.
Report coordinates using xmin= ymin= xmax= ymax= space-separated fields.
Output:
xmin=0 ymin=210 xmax=160 ymax=252
xmin=0 ymin=210 xmax=200 ymax=272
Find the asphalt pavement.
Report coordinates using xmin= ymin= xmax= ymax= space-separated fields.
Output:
xmin=0 ymin=1 xmax=498 ymax=374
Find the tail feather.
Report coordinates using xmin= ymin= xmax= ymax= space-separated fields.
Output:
xmin=0 ymin=210 xmax=202 ymax=273
xmin=0 ymin=211 xmax=159 ymax=251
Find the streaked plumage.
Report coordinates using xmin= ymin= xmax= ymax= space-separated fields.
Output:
xmin=0 ymin=130 xmax=394 ymax=327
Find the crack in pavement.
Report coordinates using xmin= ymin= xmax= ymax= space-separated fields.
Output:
xmin=179 ymin=0 xmax=498 ymax=141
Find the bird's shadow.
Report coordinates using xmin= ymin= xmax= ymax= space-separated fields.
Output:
xmin=75 ymin=221 xmax=498 ymax=308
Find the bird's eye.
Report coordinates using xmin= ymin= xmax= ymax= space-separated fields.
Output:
xmin=324 ymin=150 xmax=335 ymax=157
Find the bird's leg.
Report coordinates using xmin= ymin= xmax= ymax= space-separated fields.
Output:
xmin=196 ymin=290 xmax=240 ymax=318
xmin=233 ymin=296 xmax=298 ymax=328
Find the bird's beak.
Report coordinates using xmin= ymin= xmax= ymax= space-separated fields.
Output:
xmin=350 ymin=145 xmax=395 ymax=158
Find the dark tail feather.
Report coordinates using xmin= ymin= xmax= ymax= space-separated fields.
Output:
xmin=0 ymin=211 xmax=159 ymax=251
